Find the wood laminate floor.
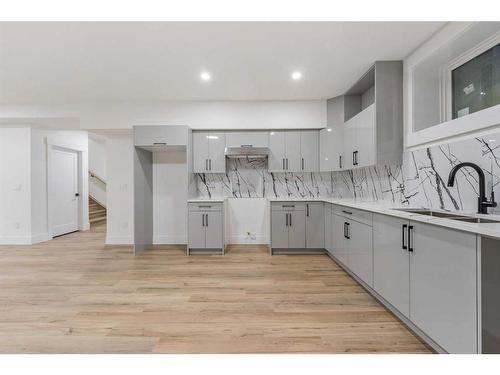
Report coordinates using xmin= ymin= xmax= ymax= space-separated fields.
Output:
xmin=0 ymin=224 xmax=431 ymax=353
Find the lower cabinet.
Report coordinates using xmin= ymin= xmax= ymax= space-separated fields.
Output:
xmin=270 ymin=203 xmax=306 ymax=250
xmin=188 ymin=203 xmax=224 ymax=254
xmin=373 ymin=213 xmax=478 ymax=353
xmin=410 ymin=222 xmax=477 ymax=354
xmin=324 ymin=203 xmax=333 ymax=253
xmin=373 ymin=214 xmax=410 ymax=317
xmin=305 ymin=202 xmax=324 ymax=249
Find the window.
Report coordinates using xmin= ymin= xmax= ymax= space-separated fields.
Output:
xmin=452 ymin=43 xmax=500 ymax=119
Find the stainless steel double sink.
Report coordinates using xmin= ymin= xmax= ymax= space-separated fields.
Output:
xmin=393 ymin=208 xmax=500 ymax=224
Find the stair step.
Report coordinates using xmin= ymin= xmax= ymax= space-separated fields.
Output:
xmin=90 ymin=217 xmax=107 ymax=224
xmin=90 ymin=208 xmax=106 ymax=215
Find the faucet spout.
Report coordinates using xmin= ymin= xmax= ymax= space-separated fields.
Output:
xmin=447 ymin=162 xmax=497 ymax=214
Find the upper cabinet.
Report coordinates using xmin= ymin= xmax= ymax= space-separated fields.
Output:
xmin=134 ymin=125 xmax=189 ymax=150
xmin=192 ymin=132 xmax=226 ymax=173
xmin=320 ymin=61 xmax=403 ymax=172
xmin=225 ymin=131 xmax=269 ymax=148
xmin=268 ymin=130 xmax=319 ymax=172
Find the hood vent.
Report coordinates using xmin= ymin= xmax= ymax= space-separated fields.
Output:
xmin=224 ymin=145 xmax=269 ymax=158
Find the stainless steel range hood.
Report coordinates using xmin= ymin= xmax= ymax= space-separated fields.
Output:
xmin=224 ymin=145 xmax=269 ymax=158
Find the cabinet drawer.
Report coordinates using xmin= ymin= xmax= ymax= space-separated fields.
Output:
xmin=188 ymin=202 xmax=223 ymax=212
xmin=271 ymin=202 xmax=306 ymax=211
xmin=333 ymin=205 xmax=372 ymax=226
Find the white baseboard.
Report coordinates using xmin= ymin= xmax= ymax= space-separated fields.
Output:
xmin=153 ymin=235 xmax=187 ymax=245
xmin=0 ymin=236 xmax=32 ymax=245
xmin=105 ymin=235 xmax=133 ymax=245
xmin=226 ymin=235 xmax=268 ymax=245
xmin=30 ymin=233 xmax=51 ymax=244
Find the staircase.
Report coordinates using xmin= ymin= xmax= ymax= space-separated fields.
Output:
xmin=89 ymin=198 xmax=106 ymax=226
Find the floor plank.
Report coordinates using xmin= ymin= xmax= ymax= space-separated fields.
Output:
xmin=0 ymin=225 xmax=431 ymax=353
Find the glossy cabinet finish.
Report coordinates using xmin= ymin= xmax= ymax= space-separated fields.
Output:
xmin=270 ymin=202 xmax=307 ymax=251
xmin=332 ymin=213 xmax=349 ymax=265
xmin=268 ymin=130 xmax=319 ymax=172
xmin=373 ymin=214 xmax=410 ymax=317
xmin=305 ymin=202 xmax=324 ymax=249
xmin=192 ymin=132 xmax=226 ymax=173
xmin=225 ymin=131 xmax=269 ymax=148
xmin=187 ymin=203 xmax=224 ymax=254
xmin=348 ymin=219 xmax=373 ymax=287
xmin=134 ymin=125 xmax=188 ymax=147
xmin=409 ymin=222 xmax=477 ymax=354
xmin=299 ymin=131 xmax=319 ymax=172
xmin=324 ymin=203 xmax=333 ymax=253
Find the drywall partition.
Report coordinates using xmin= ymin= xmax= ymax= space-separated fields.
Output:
xmin=88 ymin=135 xmax=107 ymax=206
xmin=133 ymin=146 xmax=153 ymax=254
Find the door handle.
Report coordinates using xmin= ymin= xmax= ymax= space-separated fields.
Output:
xmin=283 ymin=158 xmax=285 ymax=170
xmin=353 ymin=151 xmax=359 ymax=166
xmin=285 ymin=213 xmax=288 ymax=226
xmin=209 ymin=159 xmax=212 ymax=171
xmin=402 ymin=224 xmax=407 ymax=250
xmin=202 ymin=213 xmax=205 ymax=227
xmin=302 ymin=158 xmax=304 ymax=170
xmin=408 ymin=225 xmax=414 ymax=252
xmin=306 ymin=204 xmax=309 ymax=217
xmin=288 ymin=213 xmax=292 ymax=227
xmin=286 ymin=158 xmax=289 ymax=170
xmin=339 ymin=155 xmax=342 ymax=169
xmin=75 ymin=193 xmax=80 ymax=197
xmin=346 ymin=222 xmax=350 ymax=239
xmin=205 ymin=159 xmax=208 ymax=171
xmin=205 ymin=213 xmax=208 ymax=227
xmin=343 ymin=222 xmax=347 ymax=238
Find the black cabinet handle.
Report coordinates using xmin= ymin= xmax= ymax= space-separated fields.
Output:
xmin=282 ymin=158 xmax=285 ymax=170
xmin=202 ymin=213 xmax=205 ymax=227
xmin=408 ymin=225 xmax=414 ymax=252
xmin=402 ymin=224 xmax=407 ymax=250
xmin=346 ymin=222 xmax=350 ymax=239
xmin=198 ymin=205 xmax=211 ymax=208
xmin=153 ymin=142 xmax=166 ymax=145
xmin=282 ymin=205 xmax=295 ymax=208
xmin=353 ymin=151 xmax=359 ymax=166
xmin=285 ymin=213 xmax=288 ymax=226
xmin=289 ymin=213 xmax=292 ymax=226
xmin=306 ymin=204 xmax=309 ymax=217
xmin=206 ymin=213 xmax=208 ymax=227
xmin=339 ymin=155 xmax=342 ymax=169
xmin=342 ymin=210 xmax=352 ymax=215
xmin=209 ymin=159 xmax=212 ymax=171
xmin=301 ymin=158 xmax=305 ymax=170
xmin=286 ymin=158 xmax=289 ymax=170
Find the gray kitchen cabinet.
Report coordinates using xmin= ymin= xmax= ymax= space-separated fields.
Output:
xmin=225 ymin=131 xmax=269 ymax=148
xmin=268 ymin=131 xmax=287 ymax=172
xmin=324 ymin=203 xmax=333 ymax=253
xmin=299 ymin=131 xmax=319 ymax=172
xmin=305 ymin=202 xmax=324 ymax=249
xmin=348 ymin=219 xmax=373 ymax=287
xmin=268 ymin=130 xmax=319 ymax=172
xmin=285 ymin=131 xmax=301 ymax=172
xmin=321 ymin=96 xmax=345 ymax=172
xmin=134 ymin=125 xmax=189 ymax=147
xmin=187 ymin=203 xmax=224 ymax=254
xmin=409 ymin=222 xmax=477 ymax=353
xmin=270 ymin=202 xmax=306 ymax=252
xmin=373 ymin=214 xmax=410 ymax=317
xmin=332 ymin=213 xmax=349 ymax=265
xmin=192 ymin=132 xmax=226 ymax=173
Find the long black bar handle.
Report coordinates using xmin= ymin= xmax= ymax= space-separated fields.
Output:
xmin=408 ymin=225 xmax=414 ymax=252
xmin=306 ymin=204 xmax=309 ymax=217
xmin=346 ymin=222 xmax=350 ymax=239
xmin=285 ymin=213 xmax=288 ymax=226
xmin=352 ymin=151 xmax=355 ymax=166
xmin=206 ymin=213 xmax=208 ymax=227
xmin=402 ymin=224 xmax=407 ymax=250
xmin=343 ymin=222 xmax=347 ymax=238
xmin=289 ymin=212 xmax=292 ymax=227
xmin=339 ymin=155 xmax=342 ymax=169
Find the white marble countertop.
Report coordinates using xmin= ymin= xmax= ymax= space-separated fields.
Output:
xmin=187 ymin=198 xmax=225 ymax=203
xmin=270 ymin=197 xmax=500 ymax=239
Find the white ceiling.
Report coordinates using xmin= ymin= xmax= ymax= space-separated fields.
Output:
xmin=0 ymin=22 xmax=445 ymax=103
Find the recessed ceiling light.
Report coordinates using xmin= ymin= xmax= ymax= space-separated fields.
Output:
xmin=291 ymin=71 xmax=302 ymax=81
xmin=327 ymin=128 xmax=332 ymax=132
xmin=200 ymin=72 xmax=211 ymax=82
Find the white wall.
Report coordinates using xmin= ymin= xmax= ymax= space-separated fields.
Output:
xmin=0 ymin=100 xmax=326 ymax=130
xmin=0 ymin=127 xmax=32 ymax=244
xmin=225 ymin=198 xmax=269 ymax=244
xmin=105 ymin=135 xmax=134 ymax=245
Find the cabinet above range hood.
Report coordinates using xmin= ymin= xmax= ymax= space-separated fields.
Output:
xmin=224 ymin=145 xmax=269 ymax=158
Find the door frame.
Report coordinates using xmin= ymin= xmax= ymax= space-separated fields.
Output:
xmin=47 ymin=142 xmax=86 ymax=238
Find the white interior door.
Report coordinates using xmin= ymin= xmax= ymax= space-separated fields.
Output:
xmin=52 ymin=147 xmax=79 ymax=236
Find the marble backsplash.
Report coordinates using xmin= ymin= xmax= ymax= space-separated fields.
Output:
xmin=194 ymin=134 xmax=500 ymax=214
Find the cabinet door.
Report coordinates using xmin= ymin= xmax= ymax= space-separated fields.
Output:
xmin=225 ymin=131 xmax=268 ymax=148
xmin=188 ymin=211 xmax=205 ymax=248
xmin=410 ymin=222 xmax=477 ymax=353
xmin=268 ymin=131 xmax=286 ymax=172
xmin=355 ymin=104 xmax=376 ymax=168
xmin=373 ymin=214 xmax=410 ymax=317
xmin=342 ymin=120 xmax=356 ymax=170
xmin=332 ymin=214 xmax=349 ymax=265
xmin=207 ymin=132 xmax=226 ymax=173
xmin=349 ymin=220 xmax=373 ymax=286
xmin=271 ymin=210 xmax=289 ymax=249
xmin=205 ymin=211 xmax=223 ymax=249
xmin=306 ymin=202 xmax=324 ymax=249
xmin=324 ymin=203 xmax=333 ymax=253
xmin=332 ymin=126 xmax=345 ymax=171
xmin=193 ymin=132 xmax=209 ymax=173
xmin=300 ymin=130 xmax=319 ymax=172
xmin=288 ymin=210 xmax=306 ymax=248
xmin=320 ymin=128 xmax=334 ymax=171
xmin=285 ymin=131 xmax=301 ymax=172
